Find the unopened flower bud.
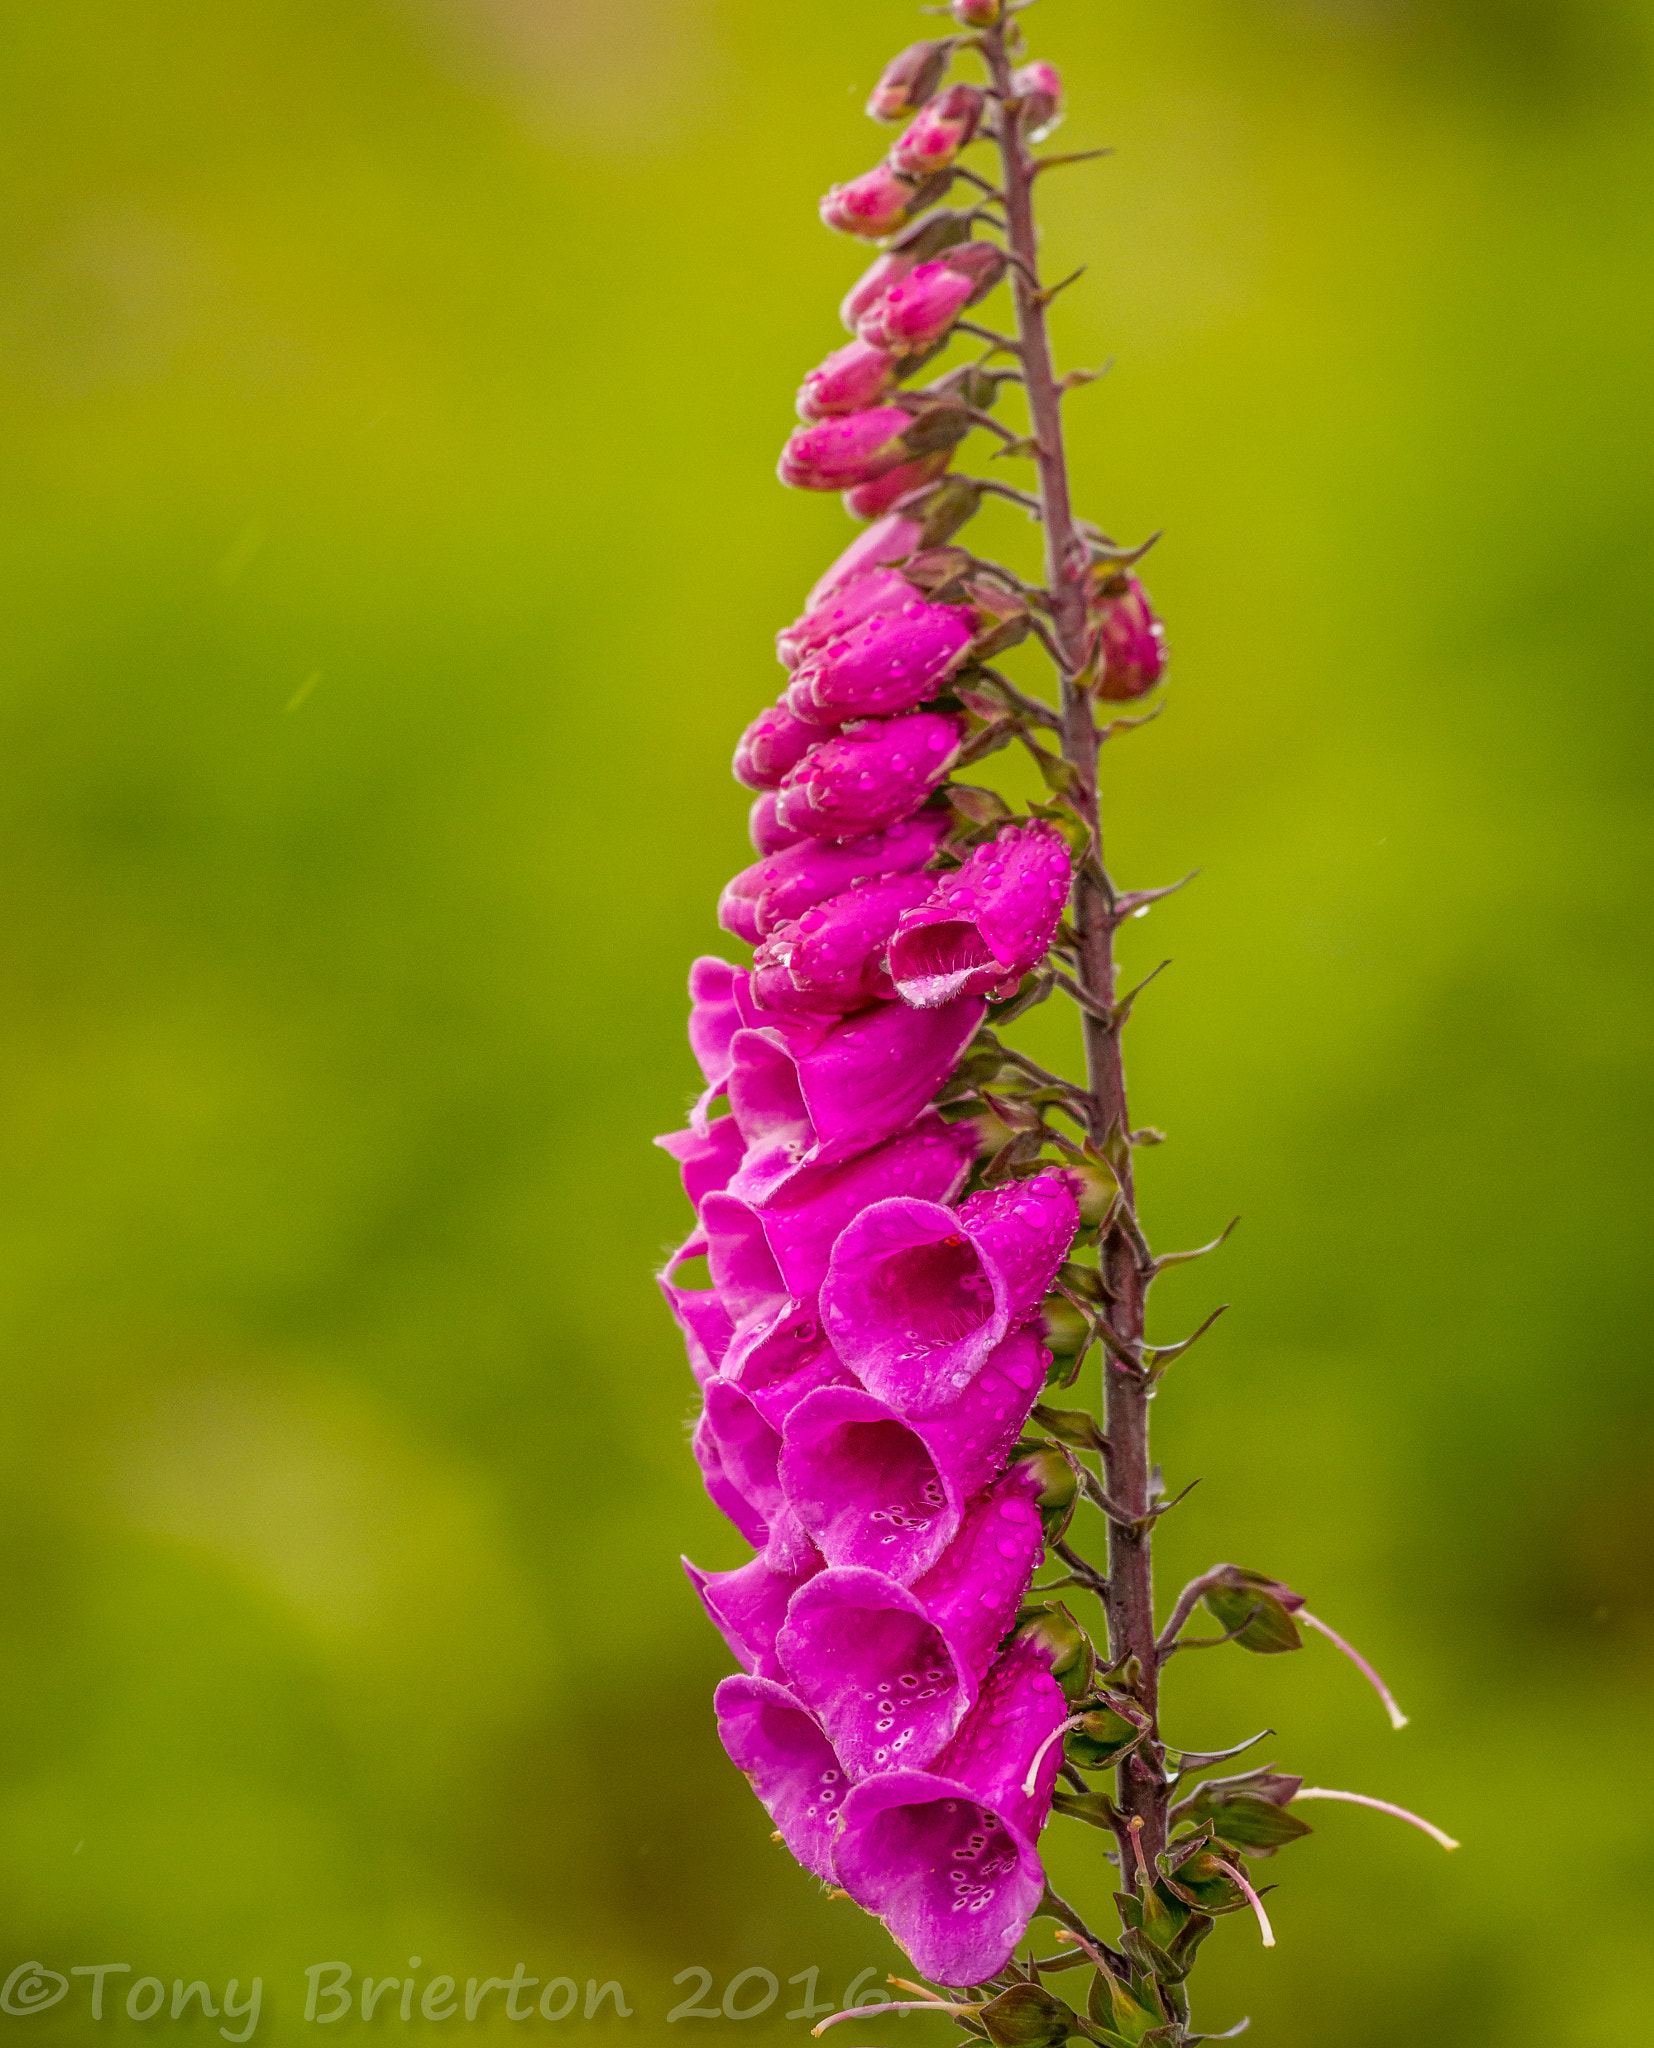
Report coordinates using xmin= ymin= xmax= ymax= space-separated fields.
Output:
xmin=795 ymin=339 xmax=901 ymax=421
xmin=889 ymin=821 xmax=1071 ymax=1006
xmin=779 ymin=566 xmax=915 ymax=669
xmin=891 ymin=83 xmax=986 ymax=178
xmin=786 ymin=597 xmax=976 ymax=725
xmin=1091 ymin=571 xmax=1167 ymax=700
xmin=839 ymin=251 xmax=913 ymax=334
xmin=820 ymin=162 xmax=919 ymax=239
xmin=865 ymin=40 xmax=951 ymax=123
xmin=775 ymin=709 xmax=963 ymax=839
xmin=748 ymin=790 xmax=804 ymax=856
xmin=952 ymin=0 xmax=1001 ymax=24
xmin=752 ymin=872 xmax=937 ymax=1016
xmin=733 ymin=700 xmax=831 ymax=791
xmin=778 ymin=404 xmax=914 ymax=491
xmin=857 ymin=242 xmax=1007 ymax=353
xmin=1011 ymin=60 xmax=1064 ymax=142
xmin=806 ymin=515 xmax=925 ymax=609
xmin=842 ymin=448 xmax=951 ymax=520
xmin=1013 ymin=1600 xmax=1095 ymax=1700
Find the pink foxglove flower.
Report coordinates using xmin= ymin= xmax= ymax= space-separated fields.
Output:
xmin=888 ymin=820 xmax=1071 ymax=1004
xmin=714 ymin=1675 xmax=847 ymax=1882
xmin=857 ymin=244 xmax=1006 ymax=352
xmin=830 ymin=1633 xmax=1070 ymax=1986
xmin=1011 ymin=59 xmax=1063 ymax=141
xmin=751 ymin=872 xmax=936 ymax=1016
xmin=839 ymin=250 xmax=916 ymax=334
xmin=890 ymin=84 xmax=987 ymax=176
xmin=796 ymin=338 xmax=901 ymax=421
xmin=819 ymin=163 xmax=920 ymax=238
xmin=774 ymin=709 xmax=963 ymax=837
xmin=718 ymin=810 xmax=949 ymax=945
xmin=779 ymin=404 xmax=917 ymax=491
xmin=777 ymin=566 xmax=916 ymax=669
xmin=785 ymin=599 xmax=976 ymax=725
xmin=746 ymin=790 xmax=802 ymax=855
xmin=732 ymin=700 xmax=830 ymax=790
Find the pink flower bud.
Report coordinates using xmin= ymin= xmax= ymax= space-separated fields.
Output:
xmin=1012 ymin=60 xmax=1064 ymax=142
xmin=857 ymin=243 xmax=1006 ymax=353
xmin=865 ymin=40 xmax=950 ymax=123
xmin=795 ymin=339 xmax=901 ymax=422
xmin=733 ymin=700 xmax=834 ymax=791
xmin=785 ymin=599 xmax=975 ymax=726
xmin=952 ymin=0 xmax=1001 ymax=23
xmin=890 ymin=84 xmax=985 ymax=177
xmin=843 ymin=449 xmax=951 ymax=520
xmin=776 ymin=711 xmax=962 ymax=839
xmin=748 ymin=791 xmax=805 ymax=856
xmin=888 ymin=821 xmax=1072 ymax=1006
xmin=1091 ymin=571 xmax=1167 ymax=701
xmin=807 ymin=522 xmax=925 ymax=612
xmin=820 ymin=163 xmax=919 ymax=239
xmin=779 ymin=567 xmax=915 ymax=670
xmin=779 ymin=405 xmax=915 ymax=492
xmin=752 ymin=872 xmax=937 ymax=1016
xmin=839 ymin=251 xmax=914 ymax=335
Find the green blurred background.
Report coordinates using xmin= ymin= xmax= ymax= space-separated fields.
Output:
xmin=0 ymin=0 xmax=1649 ymax=2039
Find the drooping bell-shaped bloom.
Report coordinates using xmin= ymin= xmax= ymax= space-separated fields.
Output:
xmin=748 ymin=791 xmax=803 ymax=856
xmin=775 ymin=711 xmax=963 ymax=840
xmin=683 ymin=1513 xmax=825 ymax=1679
xmin=714 ymin=1676 xmax=848 ymax=1883
xmin=778 ymin=567 xmax=916 ymax=671
xmin=844 ymin=450 xmax=951 ymax=521
xmin=1091 ymin=571 xmax=1167 ymax=701
xmin=1011 ymin=60 xmax=1064 ymax=142
xmin=857 ymin=244 xmax=1006 ymax=354
xmin=723 ymin=1294 xmax=837 ymax=1397
xmin=655 ymin=1113 xmax=745 ymax=1210
xmin=718 ymin=810 xmax=949 ymax=946
xmin=821 ymin=1174 xmax=1079 ymax=1412
xmin=700 ymin=1188 xmax=788 ymax=1327
xmin=684 ymin=954 xmax=748 ymax=1130
xmin=725 ymin=992 xmax=983 ymax=1201
xmin=831 ymin=1635 xmax=1069 ymax=1986
xmin=757 ymin=1109 xmax=975 ymax=1299
xmin=796 ymin=339 xmax=902 ymax=423
xmin=779 ymin=406 xmax=916 ymax=492
xmin=888 ymin=821 xmax=1072 ymax=1006
xmin=752 ymin=872 xmax=938 ymax=1016
xmin=778 ymin=1326 xmax=1047 ymax=1582
xmin=692 ymin=1394 xmax=774 ymax=1547
xmin=890 ymin=83 xmax=986 ymax=177
xmin=657 ymin=1229 xmax=734 ymax=1385
xmin=819 ymin=163 xmax=919 ymax=239
xmin=775 ymin=1464 xmax=1046 ymax=1775
xmin=733 ymin=701 xmax=832 ymax=791
xmin=785 ymin=601 xmax=976 ymax=727
xmin=866 ymin=40 xmax=950 ymax=122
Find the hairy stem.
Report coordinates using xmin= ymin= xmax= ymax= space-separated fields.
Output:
xmin=985 ymin=26 xmax=1166 ymax=1869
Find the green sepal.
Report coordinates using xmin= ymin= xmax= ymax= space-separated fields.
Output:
xmin=1085 ymin=1963 xmax=1167 ymax=2047
xmin=1027 ymin=796 xmax=1096 ymax=859
xmin=1032 ymin=1401 xmax=1107 ymax=1450
xmin=1008 ymin=1443 xmax=1079 ymax=1544
xmin=1203 ymin=1796 xmax=1313 ymax=1855
xmin=1158 ymin=1841 xmax=1250 ymax=1917
xmin=977 ymin=1982 xmax=1081 ymax=2046
xmin=1051 ymin=1788 xmax=1122 ymax=1832
xmin=1063 ymin=1696 xmax=1147 ymax=1770
xmin=1013 ymin=1601 xmax=1095 ymax=1699
xmin=1201 ymin=1569 xmax=1304 ymax=1654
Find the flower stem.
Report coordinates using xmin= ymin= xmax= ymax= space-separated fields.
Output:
xmin=985 ymin=21 xmax=1165 ymax=1871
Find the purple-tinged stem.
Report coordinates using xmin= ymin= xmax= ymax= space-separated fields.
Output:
xmin=983 ymin=20 xmax=1165 ymax=1871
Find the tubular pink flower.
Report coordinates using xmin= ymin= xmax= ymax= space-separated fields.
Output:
xmin=778 ymin=567 xmax=917 ymax=671
xmin=655 ymin=1114 xmax=745 ymax=1210
xmin=839 ymin=251 xmax=916 ymax=335
xmin=819 ymin=163 xmax=920 ymax=239
xmin=866 ymin=41 xmax=951 ymax=123
xmin=888 ymin=821 xmax=1072 ymax=1006
xmin=714 ymin=1675 xmax=848 ymax=1882
xmin=657 ymin=1229 xmax=734 ymax=1386
xmin=890 ymin=84 xmax=986 ymax=177
xmin=683 ymin=1514 xmax=825 ymax=1679
xmin=807 ymin=514 xmax=925 ymax=608
xmin=724 ymin=993 xmax=984 ymax=1202
xmin=718 ymin=810 xmax=950 ymax=946
xmin=843 ymin=449 xmax=951 ymax=520
xmin=785 ymin=600 xmax=976 ymax=727
xmin=774 ymin=711 xmax=963 ymax=840
xmin=796 ymin=338 xmax=902 ymax=422
xmin=779 ymin=405 xmax=917 ymax=492
xmin=829 ymin=1636 xmax=1069 ymax=1986
xmin=857 ymin=244 xmax=1006 ymax=352
xmin=820 ymin=1175 xmax=1079 ymax=1413
xmin=752 ymin=872 xmax=937 ymax=1015
xmin=775 ymin=1464 xmax=1047 ymax=1773
xmin=733 ymin=701 xmax=833 ymax=792
xmin=778 ymin=1328 xmax=1047 ymax=1582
